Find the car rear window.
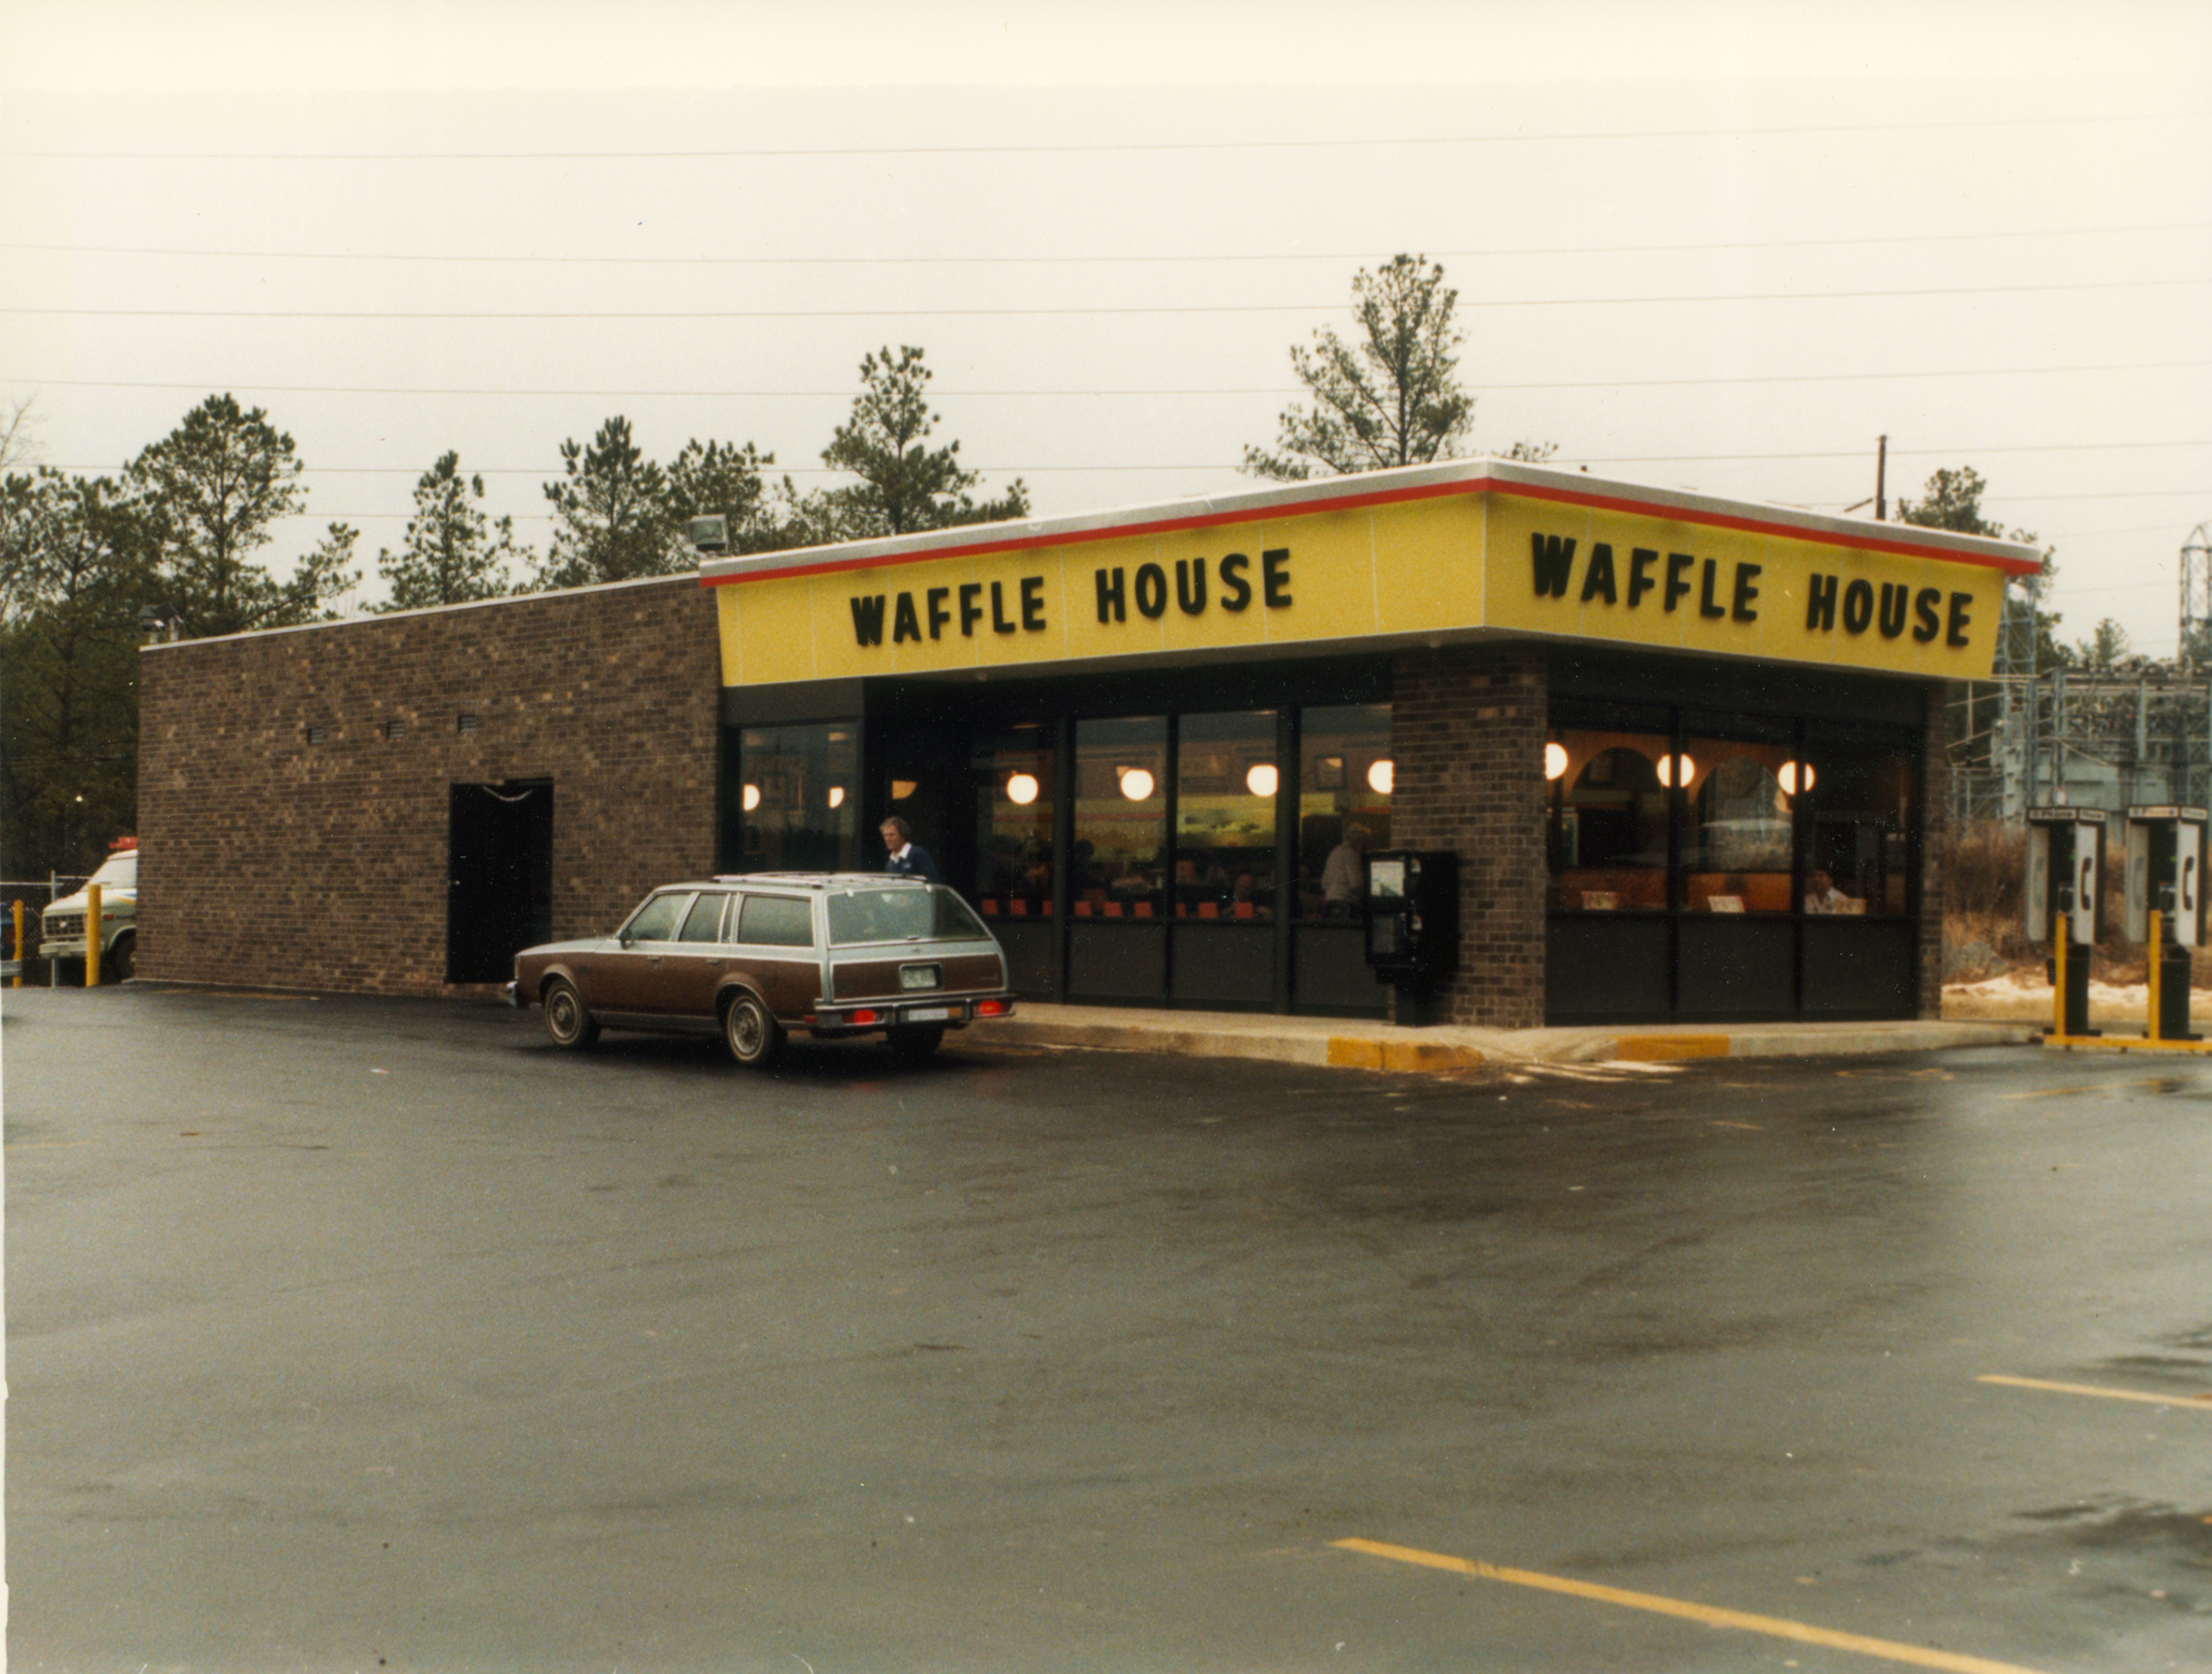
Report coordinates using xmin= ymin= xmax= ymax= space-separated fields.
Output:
xmin=828 ymin=888 xmax=986 ymax=946
xmin=738 ymin=894 xmax=814 ymax=949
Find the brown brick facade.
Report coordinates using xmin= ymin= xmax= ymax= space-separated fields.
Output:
xmin=137 ymin=576 xmax=720 ymax=996
xmin=1917 ymin=686 xmax=1949 ymax=1018
xmin=1388 ymin=646 xmax=1550 ymax=1028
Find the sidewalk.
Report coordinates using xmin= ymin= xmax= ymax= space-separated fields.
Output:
xmin=986 ymin=1001 xmax=2040 ymax=1073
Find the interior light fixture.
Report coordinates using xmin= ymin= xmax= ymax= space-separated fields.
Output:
xmin=1779 ymin=761 xmax=1817 ymax=796
xmin=741 ymin=783 xmax=762 ymax=812
xmin=1245 ymin=763 xmax=1279 ymax=799
xmin=1545 ymin=742 xmax=1569 ymax=781
xmin=1657 ymin=753 xmax=1698 ymax=789
xmin=1005 ymin=772 xmax=1041 ymax=805
xmin=891 ymin=779 xmax=918 ymax=799
xmin=1367 ymin=759 xmax=1394 ymax=796
xmin=1118 ymin=767 xmax=1155 ymax=802
xmin=827 ymin=786 xmax=846 ymax=810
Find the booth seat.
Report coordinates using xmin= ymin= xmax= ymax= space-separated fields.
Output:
xmin=1684 ymin=872 xmax=1794 ymax=913
xmin=1553 ymin=869 xmax=1667 ymax=910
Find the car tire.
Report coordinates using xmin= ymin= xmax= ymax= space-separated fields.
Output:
xmin=723 ymin=992 xmax=781 ymax=1068
xmin=542 ymin=980 xmax=600 ymax=1050
xmin=106 ymin=932 xmax=135 ymax=983
xmin=886 ymin=1023 xmax=945 ymax=1060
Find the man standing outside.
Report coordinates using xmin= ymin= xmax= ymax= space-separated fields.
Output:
xmin=881 ymin=816 xmax=940 ymax=883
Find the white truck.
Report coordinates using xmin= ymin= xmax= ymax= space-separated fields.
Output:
xmin=41 ymin=840 xmax=138 ymax=981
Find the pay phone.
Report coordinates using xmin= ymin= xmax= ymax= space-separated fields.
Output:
xmin=1364 ymin=850 xmax=1459 ymax=1024
xmin=2123 ymin=805 xmax=2205 ymax=1041
xmin=2122 ymin=805 xmax=2204 ymax=946
xmin=2025 ymin=807 xmax=2105 ymax=1038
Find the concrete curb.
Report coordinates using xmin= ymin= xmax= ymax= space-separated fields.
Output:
xmin=985 ymin=1007 xmax=2041 ymax=1074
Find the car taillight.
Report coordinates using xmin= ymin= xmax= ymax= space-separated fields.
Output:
xmin=974 ymin=999 xmax=1005 ymax=1016
xmin=849 ymin=1008 xmax=880 ymax=1026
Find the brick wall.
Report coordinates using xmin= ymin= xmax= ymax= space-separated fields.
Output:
xmin=137 ymin=576 xmax=720 ymax=996
xmin=1388 ymin=647 xmax=1550 ymax=1028
xmin=1918 ymin=685 xmax=1949 ymax=1018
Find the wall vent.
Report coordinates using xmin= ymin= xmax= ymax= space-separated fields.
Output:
xmin=457 ymin=713 xmax=480 ymax=734
xmin=385 ymin=719 xmax=407 ymax=741
xmin=305 ymin=725 xmax=327 ymax=745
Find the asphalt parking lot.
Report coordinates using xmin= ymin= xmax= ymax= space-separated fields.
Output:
xmin=6 ymin=983 xmax=2210 ymax=1672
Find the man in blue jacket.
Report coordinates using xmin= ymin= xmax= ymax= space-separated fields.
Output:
xmin=880 ymin=816 xmax=940 ymax=883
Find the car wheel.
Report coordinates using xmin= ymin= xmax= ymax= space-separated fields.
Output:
xmin=542 ymin=980 xmax=600 ymax=1050
xmin=106 ymin=932 xmax=136 ymax=983
xmin=886 ymin=1023 xmax=945 ymax=1060
xmin=723 ymin=992 xmax=781 ymax=1067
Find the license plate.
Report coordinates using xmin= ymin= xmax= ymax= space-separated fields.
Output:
xmin=900 ymin=964 xmax=942 ymax=990
xmin=904 ymin=1006 xmax=953 ymax=1023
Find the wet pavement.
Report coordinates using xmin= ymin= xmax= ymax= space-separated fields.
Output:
xmin=5 ymin=984 xmax=2210 ymax=1672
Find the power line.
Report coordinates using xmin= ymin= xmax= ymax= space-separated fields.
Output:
xmin=14 ymin=360 xmax=2212 ymax=399
xmin=5 ymin=221 xmax=2204 ymax=268
xmin=3 ymin=109 xmax=2192 ymax=161
xmin=60 ymin=440 xmax=2198 ymax=477
xmin=9 ymin=277 xmax=2204 ymax=322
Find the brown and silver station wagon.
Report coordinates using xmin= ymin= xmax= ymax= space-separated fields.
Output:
xmin=506 ymin=873 xmax=1016 ymax=1065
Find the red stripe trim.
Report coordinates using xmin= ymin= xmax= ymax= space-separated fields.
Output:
xmin=1494 ymin=479 xmax=2042 ymax=573
xmin=700 ymin=474 xmax=2039 ymax=587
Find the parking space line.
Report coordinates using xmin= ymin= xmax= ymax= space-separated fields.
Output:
xmin=1330 ymin=1538 xmax=2053 ymax=1674
xmin=1978 ymin=1373 xmax=2212 ymax=1409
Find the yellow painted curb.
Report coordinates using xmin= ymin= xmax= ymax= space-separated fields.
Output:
xmin=1327 ymin=1038 xmax=1485 ymax=1072
xmin=1382 ymin=1041 xmax=1485 ymax=1072
xmin=1613 ymin=1033 xmax=1729 ymax=1062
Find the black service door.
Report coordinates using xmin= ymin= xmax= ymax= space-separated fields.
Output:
xmin=448 ymin=780 xmax=554 ymax=983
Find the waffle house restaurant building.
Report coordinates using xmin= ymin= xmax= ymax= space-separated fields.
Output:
xmin=705 ymin=459 xmax=2039 ymax=1027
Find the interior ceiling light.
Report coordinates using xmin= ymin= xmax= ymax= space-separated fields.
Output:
xmin=1545 ymin=742 xmax=1569 ymax=781
xmin=1005 ymin=772 xmax=1041 ymax=805
xmin=1118 ymin=767 xmax=1155 ymax=802
xmin=1367 ymin=759 xmax=1394 ymax=796
xmin=1246 ymin=763 xmax=1279 ymax=799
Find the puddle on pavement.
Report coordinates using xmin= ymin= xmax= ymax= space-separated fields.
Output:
xmin=2014 ymin=1498 xmax=2212 ymax=1572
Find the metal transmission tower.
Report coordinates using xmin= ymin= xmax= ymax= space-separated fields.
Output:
xmin=2182 ymin=523 xmax=2212 ymax=673
xmin=1946 ymin=578 xmax=2048 ymax=823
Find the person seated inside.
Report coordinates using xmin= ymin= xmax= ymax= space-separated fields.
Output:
xmin=1802 ymin=868 xmax=1852 ymax=913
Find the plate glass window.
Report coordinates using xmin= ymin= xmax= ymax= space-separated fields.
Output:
xmin=1677 ymin=722 xmax=1796 ymax=915
xmin=1175 ymin=710 xmax=1277 ymax=921
xmin=1550 ymin=727 xmax=1671 ymax=911
xmin=738 ymin=723 xmax=858 ymax=871
xmin=1074 ymin=716 xmax=1167 ymax=920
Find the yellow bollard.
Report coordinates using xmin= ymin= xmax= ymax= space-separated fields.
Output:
xmin=2051 ymin=911 xmax=2066 ymax=1040
xmin=10 ymin=899 xmax=20 ymax=987
xmin=2148 ymin=909 xmax=2164 ymax=1041
xmin=84 ymin=881 xmax=100 ymax=988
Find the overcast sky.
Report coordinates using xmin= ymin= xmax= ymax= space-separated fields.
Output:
xmin=3 ymin=2 xmax=2207 ymax=654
